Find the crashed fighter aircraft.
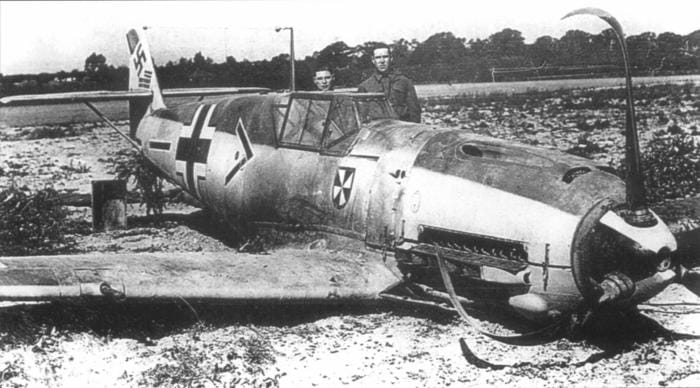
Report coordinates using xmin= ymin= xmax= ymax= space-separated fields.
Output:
xmin=0 ymin=8 xmax=698 ymax=342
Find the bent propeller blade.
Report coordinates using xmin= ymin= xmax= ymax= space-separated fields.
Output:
xmin=564 ymin=8 xmax=652 ymax=226
xmin=562 ymin=8 xmax=623 ymax=34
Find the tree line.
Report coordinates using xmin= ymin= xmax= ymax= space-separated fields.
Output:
xmin=1 ymin=27 xmax=699 ymax=96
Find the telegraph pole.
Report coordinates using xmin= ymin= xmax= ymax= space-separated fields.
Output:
xmin=275 ymin=26 xmax=295 ymax=91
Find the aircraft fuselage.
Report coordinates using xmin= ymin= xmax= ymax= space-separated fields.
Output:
xmin=135 ymin=91 xmax=677 ymax=320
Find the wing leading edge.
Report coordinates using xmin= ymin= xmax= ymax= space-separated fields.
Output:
xmin=0 ymin=249 xmax=399 ymax=302
xmin=0 ymin=87 xmax=270 ymax=106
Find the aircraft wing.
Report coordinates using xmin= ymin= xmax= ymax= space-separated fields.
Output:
xmin=162 ymin=87 xmax=269 ymax=97
xmin=0 ymin=90 xmax=152 ymax=106
xmin=0 ymin=87 xmax=269 ymax=106
xmin=0 ymin=249 xmax=400 ymax=302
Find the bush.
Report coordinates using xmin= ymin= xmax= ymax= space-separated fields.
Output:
xmin=112 ymin=148 xmax=166 ymax=217
xmin=0 ymin=186 xmax=68 ymax=255
xmin=618 ymin=129 xmax=700 ymax=203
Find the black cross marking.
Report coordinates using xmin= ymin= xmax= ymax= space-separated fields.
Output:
xmin=176 ymin=105 xmax=213 ymax=192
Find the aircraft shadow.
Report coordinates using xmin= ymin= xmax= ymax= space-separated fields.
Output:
xmin=127 ymin=208 xmax=243 ymax=248
xmin=0 ymin=292 xmax=518 ymax=349
xmin=0 ymin=300 xmax=396 ymax=347
xmin=125 ymin=208 xmax=336 ymax=250
xmin=573 ymin=308 xmax=700 ymax=350
xmin=1 ymin=298 xmax=695 ymax=359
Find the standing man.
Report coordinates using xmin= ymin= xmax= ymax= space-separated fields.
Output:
xmin=358 ymin=45 xmax=421 ymax=123
xmin=313 ymin=66 xmax=334 ymax=92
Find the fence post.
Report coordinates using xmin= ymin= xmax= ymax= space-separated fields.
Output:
xmin=92 ymin=179 xmax=127 ymax=231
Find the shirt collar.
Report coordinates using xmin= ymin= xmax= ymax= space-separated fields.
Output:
xmin=373 ymin=72 xmax=387 ymax=82
xmin=373 ymin=68 xmax=400 ymax=80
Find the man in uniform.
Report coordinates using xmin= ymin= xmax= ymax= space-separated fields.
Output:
xmin=357 ymin=45 xmax=421 ymax=123
xmin=313 ymin=66 xmax=334 ymax=92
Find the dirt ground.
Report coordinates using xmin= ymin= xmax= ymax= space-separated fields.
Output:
xmin=1 ymin=86 xmax=699 ymax=387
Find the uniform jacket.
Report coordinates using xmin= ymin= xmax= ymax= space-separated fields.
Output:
xmin=357 ymin=70 xmax=421 ymax=123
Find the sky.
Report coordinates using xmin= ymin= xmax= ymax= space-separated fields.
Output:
xmin=1 ymin=0 xmax=698 ymax=75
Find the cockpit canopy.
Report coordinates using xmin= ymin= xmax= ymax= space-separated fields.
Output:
xmin=279 ymin=92 xmax=395 ymax=154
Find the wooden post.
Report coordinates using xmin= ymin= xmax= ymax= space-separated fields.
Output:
xmin=92 ymin=180 xmax=127 ymax=231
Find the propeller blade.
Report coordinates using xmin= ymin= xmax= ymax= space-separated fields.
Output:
xmin=562 ymin=8 xmax=623 ymax=34
xmin=628 ymin=269 xmax=676 ymax=304
xmin=680 ymin=266 xmax=700 ymax=298
xmin=563 ymin=8 xmax=653 ymax=226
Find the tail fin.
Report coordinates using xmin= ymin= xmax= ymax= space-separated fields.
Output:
xmin=126 ymin=28 xmax=165 ymax=110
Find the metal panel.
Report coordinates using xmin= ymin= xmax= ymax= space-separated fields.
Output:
xmin=401 ymin=168 xmax=580 ymax=267
xmin=414 ymin=131 xmax=626 ymax=216
xmin=359 ymin=122 xmax=435 ymax=246
xmin=138 ymin=115 xmax=182 ymax=183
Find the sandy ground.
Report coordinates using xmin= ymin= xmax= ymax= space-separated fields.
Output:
xmin=1 ymin=85 xmax=699 ymax=387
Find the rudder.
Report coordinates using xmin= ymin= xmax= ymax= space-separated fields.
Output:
xmin=126 ymin=28 xmax=165 ymax=139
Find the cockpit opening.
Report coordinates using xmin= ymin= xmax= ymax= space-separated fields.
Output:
xmin=278 ymin=92 xmax=394 ymax=155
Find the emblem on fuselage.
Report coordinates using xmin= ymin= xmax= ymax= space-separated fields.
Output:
xmin=175 ymin=104 xmax=217 ymax=197
xmin=332 ymin=167 xmax=355 ymax=209
xmin=225 ymin=118 xmax=255 ymax=185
